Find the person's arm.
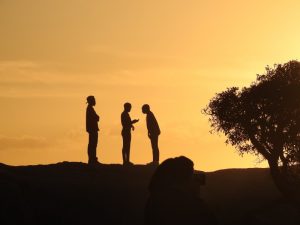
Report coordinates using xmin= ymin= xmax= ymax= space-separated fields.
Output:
xmin=92 ymin=108 xmax=100 ymax=121
xmin=131 ymin=119 xmax=139 ymax=130
xmin=131 ymin=119 xmax=139 ymax=124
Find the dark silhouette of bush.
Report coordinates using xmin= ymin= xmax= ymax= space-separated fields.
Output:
xmin=203 ymin=60 xmax=300 ymax=201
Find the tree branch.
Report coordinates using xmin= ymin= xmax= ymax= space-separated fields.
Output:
xmin=248 ymin=132 xmax=272 ymax=160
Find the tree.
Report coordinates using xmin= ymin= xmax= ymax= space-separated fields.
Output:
xmin=203 ymin=60 xmax=300 ymax=199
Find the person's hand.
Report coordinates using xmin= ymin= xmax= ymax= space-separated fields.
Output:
xmin=132 ymin=125 xmax=135 ymax=131
xmin=132 ymin=119 xmax=139 ymax=123
xmin=148 ymin=133 xmax=151 ymax=138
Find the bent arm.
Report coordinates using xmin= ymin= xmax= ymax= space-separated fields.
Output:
xmin=131 ymin=119 xmax=139 ymax=124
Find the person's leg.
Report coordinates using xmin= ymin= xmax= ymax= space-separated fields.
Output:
xmin=150 ymin=135 xmax=159 ymax=164
xmin=122 ymin=133 xmax=127 ymax=164
xmin=93 ymin=132 xmax=98 ymax=162
xmin=88 ymin=132 xmax=98 ymax=164
xmin=122 ymin=131 xmax=131 ymax=164
xmin=88 ymin=133 xmax=93 ymax=163
xmin=127 ymin=132 xmax=131 ymax=163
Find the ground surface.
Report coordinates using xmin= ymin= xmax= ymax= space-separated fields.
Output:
xmin=0 ymin=162 xmax=299 ymax=225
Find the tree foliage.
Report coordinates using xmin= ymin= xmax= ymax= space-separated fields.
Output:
xmin=203 ymin=60 xmax=300 ymax=197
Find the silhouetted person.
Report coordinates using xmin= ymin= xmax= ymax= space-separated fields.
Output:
xmin=142 ymin=104 xmax=160 ymax=165
xmin=86 ymin=96 xmax=100 ymax=165
xmin=121 ymin=102 xmax=139 ymax=165
xmin=145 ymin=156 xmax=217 ymax=225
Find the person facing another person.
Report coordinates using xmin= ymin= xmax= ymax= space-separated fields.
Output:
xmin=86 ymin=96 xmax=100 ymax=165
xmin=142 ymin=104 xmax=160 ymax=166
xmin=121 ymin=102 xmax=139 ymax=165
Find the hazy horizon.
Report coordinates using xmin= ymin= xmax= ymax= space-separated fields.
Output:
xmin=1 ymin=0 xmax=300 ymax=171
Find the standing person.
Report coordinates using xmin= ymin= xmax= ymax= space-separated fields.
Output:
xmin=86 ymin=96 xmax=100 ymax=165
xmin=121 ymin=102 xmax=139 ymax=165
xmin=142 ymin=104 xmax=160 ymax=165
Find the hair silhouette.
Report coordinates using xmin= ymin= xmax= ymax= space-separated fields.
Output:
xmin=145 ymin=156 xmax=218 ymax=225
xmin=148 ymin=156 xmax=193 ymax=192
xmin=124 ymin=102 xmax=132 ymax=112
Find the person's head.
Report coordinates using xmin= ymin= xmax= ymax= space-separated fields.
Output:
xmin=124 ymin=102 xmax=132 ymax=112
xmin=142 ymin=104 xmax=150 ymax=114
xmin=87 ymin=96 xmax=96 ymax=106
xmin=148 ymin=156 xmax=198 ymax=195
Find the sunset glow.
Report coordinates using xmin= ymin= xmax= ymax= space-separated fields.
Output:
xmin=1 ymin=0 xmax=300 ymax=171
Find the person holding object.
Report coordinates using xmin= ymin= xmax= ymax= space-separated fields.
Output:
xmin=121 ymin=102 xmax=139 ymax=165
xmin=142 ymin=104 xmax=160 ymax=166
xmin=86 ymin=96 xmax=100 ymax=165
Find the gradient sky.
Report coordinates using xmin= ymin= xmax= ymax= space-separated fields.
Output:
xmin=1 ymin=0 xmax=299 ymax=171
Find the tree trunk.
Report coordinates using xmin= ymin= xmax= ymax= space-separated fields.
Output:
xmin=268 ymin=158 xmax=288 ymax=195
xmin=268 ymin=158 xmax=300 ymax=202
xmin=279 ymin=153 xmax=288 ymax=175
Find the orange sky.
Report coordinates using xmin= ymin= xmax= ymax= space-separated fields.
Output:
xmin=0 ymin=0 xmax=299 ymax=171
